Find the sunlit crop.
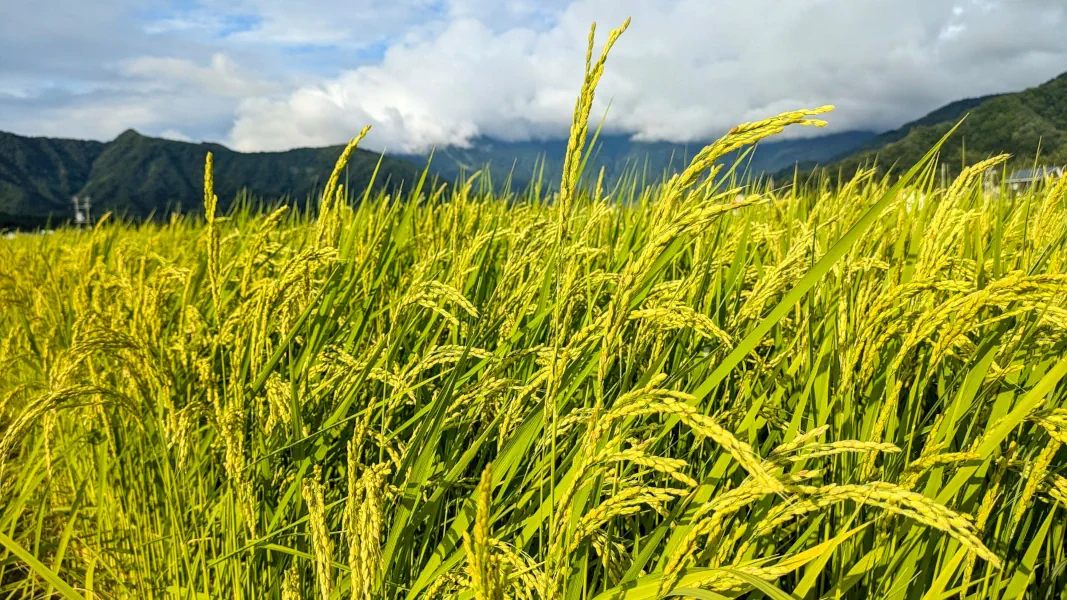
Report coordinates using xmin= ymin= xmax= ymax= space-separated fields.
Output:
xmin=1 ymin=19 xmax=1065 ymax=600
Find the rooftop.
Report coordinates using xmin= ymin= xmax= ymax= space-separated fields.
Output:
xmin=1005 ymin=166 xmax=1064 ymax=183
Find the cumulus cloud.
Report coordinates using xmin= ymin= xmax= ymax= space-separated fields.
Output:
xmin=3 ymin=0 xmax=1067 ymax=152
xmin=0 ymin=0 xmax=256 ymax=141
xmin=121 ymin=54 xmax=278 ymax=98
xmin=229 ymin=18 xmax=579 ymax=152
xmin=227 ymin=0 xmax=1067 ymax=153
xmin=0 ymin=52 xmax=273 ymax=142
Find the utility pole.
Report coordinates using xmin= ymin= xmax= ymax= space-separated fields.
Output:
xmin=72 ymin=195 xmax=92 ymax=228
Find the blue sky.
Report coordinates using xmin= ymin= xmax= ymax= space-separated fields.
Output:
xmin=2 ymin=0 xmax=1066 ymax=153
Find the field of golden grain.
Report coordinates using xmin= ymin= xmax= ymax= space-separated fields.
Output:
xmin=1 ymin=19 xmax=1066 ymax=600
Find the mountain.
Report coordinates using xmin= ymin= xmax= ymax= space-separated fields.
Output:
xmin=0 ymin=130 xmax=430 ymax=229
xmin=7 ymin=67 xmax=1067 ymax=227
xmin=0 ymin=133 xmax=106 ymax=228
xmin=400 ymin=130 xmax=877 ymax=192
xmin=856 ymin=94 xmax=1003 ymax=150
xmin=802 ymin=71 xmax=1067 ymax=179
xmin=0 ymin=125 xmax=880 ymax=229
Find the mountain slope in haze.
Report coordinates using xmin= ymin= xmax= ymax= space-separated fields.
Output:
xmin=868 ymin=95 xmax=1002 ymax=146
xmin=0 ymin=133 xmax=107 ymax=227
xmin=0 ymin=125 xmax=878 ymax=229
xmin=0 ymin=130 xmax=431 ymax=228
xmin=399 ymin=130 xmax=877 ymax=191
xmin=811 ymin=72 xmax=1067 ymax=179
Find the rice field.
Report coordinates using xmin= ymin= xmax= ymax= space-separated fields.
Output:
xmin=1 ymin=19 xmax=1066 ymax=600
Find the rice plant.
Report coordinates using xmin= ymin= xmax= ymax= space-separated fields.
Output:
xmin=1 ymin=18 xmax=1066 ymax=600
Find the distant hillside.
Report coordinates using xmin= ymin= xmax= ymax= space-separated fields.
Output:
xmin=805 ymin=72 xmax=1067 ymax=179
xmin=12 ymin=65 xmax=1063 ymax=229
xmin=400 ymin=130 xmax=877 ymax=192
xmin=858 ymin=94 xmax=1004 ymax=150
xmin=0 ymin=133 xmax=106 ymax=228
xmin=0 ymin=130 xmax=430 ymax=229
xmin=1 ymin=125 xmax=873 ymax=229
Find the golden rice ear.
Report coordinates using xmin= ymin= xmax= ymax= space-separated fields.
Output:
xmin=281 ymin=566 xmax=302 ymax=600
xmin=558 ymin=18 xmax=632 ymax=214
xmin=1010 ymin=439 xmax=1061 ymax=531
xmin=301 ymin=468 xmax=334 ymax=600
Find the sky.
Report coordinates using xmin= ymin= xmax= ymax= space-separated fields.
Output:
xmin=2 ymin=0 xmax=1066 ymax=154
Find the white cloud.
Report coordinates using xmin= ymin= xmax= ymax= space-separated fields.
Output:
xmin=0 ymin=52 xmax=273 ymax=143
xmin=229 ymin=18 xmax=575 ymax=152
xmin=3 ymin=0 xmax=1067 ymax=153
xmin=227 ymin=0 xmax=1067 ymax=153
xmin=121 ymin=53 xmax=278 ymax=97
